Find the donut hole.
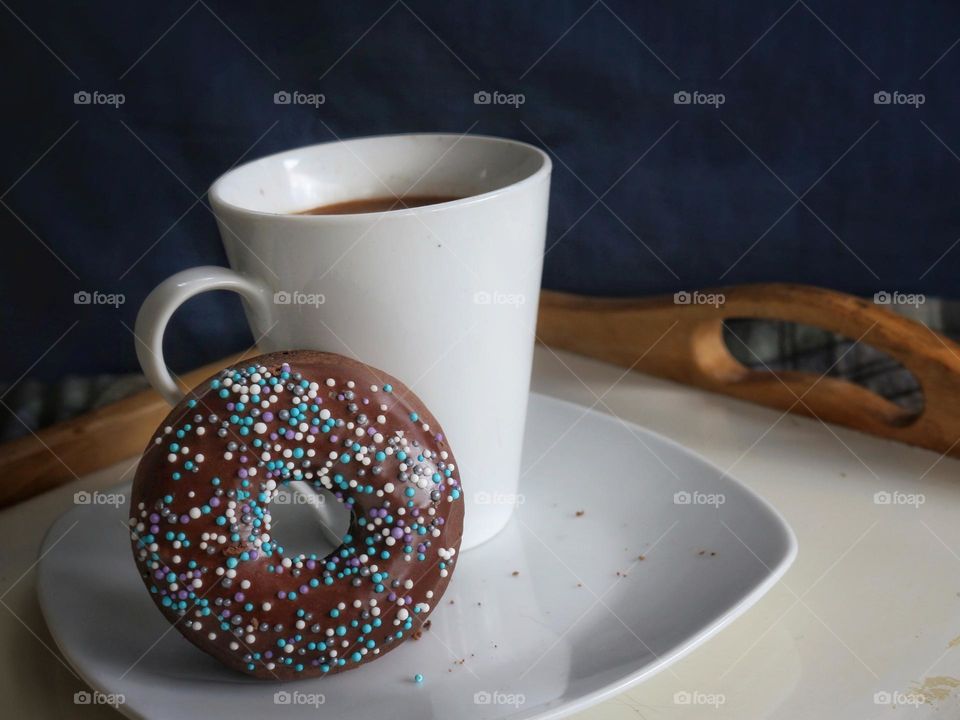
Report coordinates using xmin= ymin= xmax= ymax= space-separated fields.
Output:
xmin=269 ymin=484 xmax=352 ymax=557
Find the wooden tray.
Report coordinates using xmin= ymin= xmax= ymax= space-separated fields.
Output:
xmin=2 ymin=283 xmax=958 ymax=508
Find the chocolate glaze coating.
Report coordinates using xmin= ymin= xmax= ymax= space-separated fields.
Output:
xmin=129 ymin=351 xmax=464 ymax=680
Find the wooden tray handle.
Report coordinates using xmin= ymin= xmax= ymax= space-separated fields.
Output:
xmin=0 ymin=353 xmax=247 ymax=509
xmin=537 ymin=284 xmax=960 ymax=458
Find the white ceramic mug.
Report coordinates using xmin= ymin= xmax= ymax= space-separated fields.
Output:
xmin=135 ymin=133 xmax=551 ymax=549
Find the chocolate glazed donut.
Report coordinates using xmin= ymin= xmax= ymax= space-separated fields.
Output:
xmin=128 ymin=351 xmax=464 ymax=680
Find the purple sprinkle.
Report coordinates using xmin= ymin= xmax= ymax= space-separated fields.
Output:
xmin=210 ymin=497 xmax=220 ymax=507
xmin=262 ymin=412 xmax=274 ymax=422
xmin=179 ymin=515 xmax=189 ymax=524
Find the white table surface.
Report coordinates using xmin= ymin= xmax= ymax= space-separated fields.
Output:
xmin=2 ymin=346 xmax=959 ymax=718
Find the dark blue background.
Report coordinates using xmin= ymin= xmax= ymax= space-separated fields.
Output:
xmin=3 ymin=1 xmax=958 ymax=381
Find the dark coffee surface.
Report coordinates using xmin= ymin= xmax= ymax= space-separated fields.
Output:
xmin=297 ymin=195 xmax=462 ymax=215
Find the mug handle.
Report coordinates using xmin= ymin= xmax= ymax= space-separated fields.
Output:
xmin=134 ymin=266 xmax=345 ymax=546
xmin=134 ymin=266 xmax=271 ymax=405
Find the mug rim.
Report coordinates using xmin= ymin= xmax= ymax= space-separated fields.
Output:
xmin=208 ymin=132 xmax=552 ymax=220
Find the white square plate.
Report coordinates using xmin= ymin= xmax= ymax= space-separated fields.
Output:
xmin=38 ymin=393 xmax=796 ymax=719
